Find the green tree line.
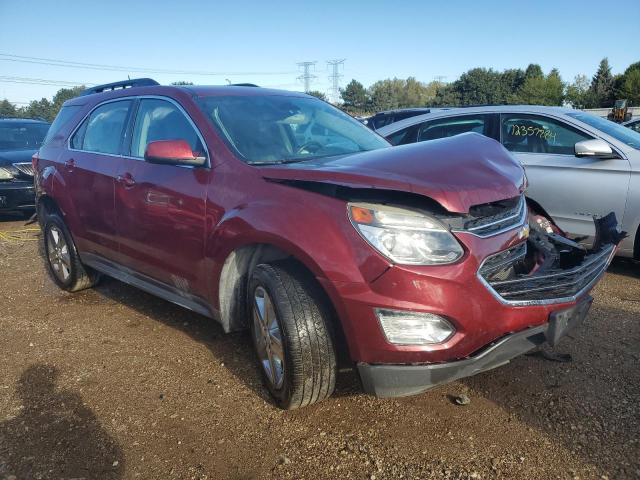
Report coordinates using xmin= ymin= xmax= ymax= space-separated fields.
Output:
xmin=2 ymin=59 xmax=639 ymax=121
xmin=340 ymin=58 xmax=640 ymax=115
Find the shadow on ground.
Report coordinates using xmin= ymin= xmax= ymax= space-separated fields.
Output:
xmin=94 ymin=277 xmax=363 ymax=404
xmin=0 ymin=365 xmax=125 ymax=479
xmin=608 ymin=256 xmax=640 ymax=279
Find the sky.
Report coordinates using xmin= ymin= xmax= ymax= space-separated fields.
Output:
xmin=1 ymin=0 xmax=638 ymax=105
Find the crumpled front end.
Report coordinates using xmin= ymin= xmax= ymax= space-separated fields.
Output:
xmin=343 ymin=199 xmax=624 ymax=398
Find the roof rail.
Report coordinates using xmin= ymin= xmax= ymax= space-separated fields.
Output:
xmin=80 ymin=78 xmax=159 ymax=96
xmin=231 ymin=83 xmax=259 ymax=87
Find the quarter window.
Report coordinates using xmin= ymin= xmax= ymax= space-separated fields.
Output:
xmin=417 ymin=115 xmax=490 ymax=142
xmin=71 ymin=100 xmax=132 ymax=154
xmin=501 ymin=114 xmax=592 ymax=155
xmin=130 ymin=99 xmax=204 ymax=159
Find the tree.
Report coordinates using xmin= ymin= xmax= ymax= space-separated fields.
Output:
xmin=516 ymin=68 xmax=564 ymax=105
xmin=171 ymin=81 xmax=194 ymax=85
xmin=52 ymin=86 xmax=85 ymax=113
xmin=449 ymin=68 xmax=506 ymax=105
xmin=590 ymin=58 xmax=615 ymax=108
xmin=621 ymin=69 xmax=640 ymax=105
xmin=307 ymin=90 xmax=327 ymax=101
xmin=566 ymin=74 xmax=596 ymax=109
xmin=368 ymin=79 xmax=399 ymax=111
xmin=524 ymin=64 xmax=544 ymax=79
xmin=19 ymin=98 xmax=54 ymax=121
xmin=0 ymin=99 xmax=17 ymax=117
xmin=340 ymin=79 xmax=369 ymax=113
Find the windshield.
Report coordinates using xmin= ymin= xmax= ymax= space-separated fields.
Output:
xmin=197 ymin=95 xmax=389 ymax=164
xmin=0 ymin=122 xmax=50 ymax=151
xmin=566 ymin=112 xmax=640 ymax=150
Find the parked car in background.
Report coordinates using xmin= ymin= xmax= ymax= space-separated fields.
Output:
xmin=378 ymin=106 xmax=640 ymax=260
xmin=0 ymin=117 xmax=50 ymax=216
xmin=35 ymin=80 xmax=620 ymax=409
xmin=623 ymin=117 xmax=640 ymax=133
xmin=365 ymin=107 xmax=436 ymax=130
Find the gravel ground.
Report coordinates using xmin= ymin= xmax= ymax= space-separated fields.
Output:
xmin=0 ymin=216 xmax=638 ymax=480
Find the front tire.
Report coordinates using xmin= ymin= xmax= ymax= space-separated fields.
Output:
xmin=248 ymin=262 xmax=337 ymax=409
xmin=42 ymin=213 xmax=100 ymax=292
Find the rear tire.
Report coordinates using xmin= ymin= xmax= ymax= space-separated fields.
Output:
xmin=42 ymin=212 xmax=100 ymax=292
xmin=248 ymin=262 xmax=337 ymax=409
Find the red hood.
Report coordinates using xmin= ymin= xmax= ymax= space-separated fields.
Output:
xmin=259 ymin=133 xmax=526 ymax=214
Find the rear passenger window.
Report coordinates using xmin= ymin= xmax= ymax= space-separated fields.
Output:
xmin=44 ymin=105 xmax=82 ymax=144
xmin=417 ymin=115 xmax=489 ymax=142
xmin=71 ymin=100 xmax=132 ymax=154
xmin=501 ymin=114 xmax=592 ymax=155
xmin=130 ymin=99 xmax=204 ymax=158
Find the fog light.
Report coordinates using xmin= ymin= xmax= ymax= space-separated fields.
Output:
xmin=376 ymin=309 xmax=455 ymax=345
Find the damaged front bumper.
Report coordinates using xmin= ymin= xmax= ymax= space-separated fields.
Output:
xmin=354 ymin=212 xmax=623 ymax=398
xmin=478 ymin=212 xmax=622 ymax=306
xmin=359 ymin=296 xmax=593 ymax=398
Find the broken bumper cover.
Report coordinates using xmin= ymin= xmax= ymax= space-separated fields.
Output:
xmin=358 ymin=296 xmax=593 ymax=398
xmin=0 ymin=180 xmax=35 ymax=212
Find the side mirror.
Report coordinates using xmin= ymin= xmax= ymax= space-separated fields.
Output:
xmin=574 ymin=139 xmax=615 ymax=159
xmin=144 ymin=140 xmax=207 ymax=167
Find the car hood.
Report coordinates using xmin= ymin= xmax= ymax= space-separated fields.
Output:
xmin=0 ymin=149 xmax=36 ymax=167
xmin=259 ymin=133 xmax=526 ymax=213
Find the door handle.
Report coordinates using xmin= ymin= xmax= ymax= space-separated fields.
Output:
xmin=64 ymin=158 xmax=75 ymax=171
xmin=116 ymin=173 xmax=136 ymax=188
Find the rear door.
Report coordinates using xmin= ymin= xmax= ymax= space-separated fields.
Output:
xmin=114 ymin=97 xmax=210 ymax=299
xmin=65 ymin=99 xmax=133 ymax=258
xmin=500 ymin=113 xmax=631 ymax=240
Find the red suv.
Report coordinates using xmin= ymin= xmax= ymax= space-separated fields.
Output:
xmin=35 ymin=79 xmax=620 ymax=409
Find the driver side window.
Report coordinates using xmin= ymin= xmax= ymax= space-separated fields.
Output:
xmin=130 ymin=99 xmax=204 ymax=159
xmin=501 ymin=114 xmax=591 ymax=155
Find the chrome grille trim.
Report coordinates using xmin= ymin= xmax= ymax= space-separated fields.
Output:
xmin=453 ymin=195 xmax=527 ymax=238
xmin=478 ymin=243 xmax=615 ymax=306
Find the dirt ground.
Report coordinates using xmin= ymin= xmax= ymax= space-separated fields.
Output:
xmin=0 ymin=215 xmax=638 ymax=480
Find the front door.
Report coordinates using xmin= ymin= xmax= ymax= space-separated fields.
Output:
xmin=500 ymin=113 xmax=631 ymax=241
xmin=114 ymin=97 xmax=210 ymax=300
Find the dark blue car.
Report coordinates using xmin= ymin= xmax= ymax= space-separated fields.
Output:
xmin=0 ymin=118 xmax=50 ymax=216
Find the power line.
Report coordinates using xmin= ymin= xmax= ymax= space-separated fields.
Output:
xmin=0 ymin=75 xmax=96 ymax=87
xmin=296 ymin=61 xmax=317 ymax=92
xmin=327 ymin=59 xmax=345 ymax=103
xmin=0 ymin=53 xmax=297 ymax=77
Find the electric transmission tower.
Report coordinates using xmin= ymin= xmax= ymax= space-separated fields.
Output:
xmin=327 ymin=59 xmax=346 ymax=103
xmin=297 ymin=61 xmax=317 ymax=92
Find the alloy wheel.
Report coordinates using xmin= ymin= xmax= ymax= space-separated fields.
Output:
xmin=252 ymin=286 xmax=285 ymax=389
xmin=46 ymin=225 xmax=71 ymax=283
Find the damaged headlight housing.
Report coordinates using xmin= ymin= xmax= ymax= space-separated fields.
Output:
xmin=0 ymin=166 xmax=17 ymax=181
xmin=348 ymin=203 xmax=463 ymax=265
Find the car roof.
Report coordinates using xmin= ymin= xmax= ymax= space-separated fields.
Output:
xmin=0 ymin=117 xmax=50 ymax=124
xmin=376 ymin=104 xmax=577 ymax=135
xmin=372 ymin=107 xmax=433 ymax=116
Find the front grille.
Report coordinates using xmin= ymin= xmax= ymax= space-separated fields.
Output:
xmin=479 ymin=243 xmax=615 ymax=305
xmin=463 ymin=195 xmax=526 ymax=237
xmin=13 ymin=162 xmax=35 ymax=178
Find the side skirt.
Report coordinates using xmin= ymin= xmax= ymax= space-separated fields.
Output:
xmin=82 ymin=252 xmax=219 ymax=321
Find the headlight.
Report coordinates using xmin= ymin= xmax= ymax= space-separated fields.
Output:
xmin=0 ymin=166 xmax=17 ymax=181
xmin=348 ymin=202 xmax=463 ymax=265
xmin=376 ymin=309 xmax=455 ymax=345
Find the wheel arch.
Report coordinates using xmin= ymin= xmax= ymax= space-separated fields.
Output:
xmin=217 ymin=242 xmax=350 ymax=361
